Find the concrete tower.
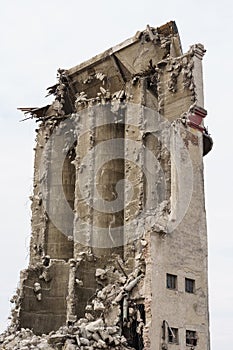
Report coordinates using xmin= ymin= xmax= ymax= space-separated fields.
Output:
xmin=10 ymin=21 xmax=212 ymax=350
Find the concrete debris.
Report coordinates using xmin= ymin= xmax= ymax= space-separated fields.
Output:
xmin=0 ymin=321 xmax=135 ymax=349
xmin=124 ymin=275 xmax=143 ymax=292
xmin=75 ymin=278 xmax=83 ymax=286
xmin=75 ymin=89 xmax=126 ymax=111
xmin=1 ymin=252 xmax=145 ymax=349
xmin=95 ymin=268 xmax=107 ymax=279
xmin=83 ymin=72 xmax=106 ymax=85
xmin=33 ymin=282 xmax=42 ymax=301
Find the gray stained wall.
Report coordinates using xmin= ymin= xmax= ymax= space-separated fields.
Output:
xmin=11 ymin=21 xmax=211 ymax=350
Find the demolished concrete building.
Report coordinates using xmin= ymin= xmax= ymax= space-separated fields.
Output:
xmin=1 ymin=21 xmax=212 ymax=350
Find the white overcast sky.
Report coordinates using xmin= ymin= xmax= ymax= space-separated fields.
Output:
xmin=0 ymin=1 xmax=232 ymax=349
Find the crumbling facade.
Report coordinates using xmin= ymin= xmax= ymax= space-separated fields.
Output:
xmin=1 ymin=21 xmax=212 ymax=350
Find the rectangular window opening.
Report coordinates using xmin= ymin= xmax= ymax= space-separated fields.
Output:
xmin=166 ymin=273 xmax=177 ymax=290
xmin=185 ymin=278 xmax=195 ymax=293
xmin=168 ymin=327 xmax=179 ymax=344
xmin=186 ymin=330 xmax=197 ymax=346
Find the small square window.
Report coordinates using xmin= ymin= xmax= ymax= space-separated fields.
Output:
xmin=186 ymin=330 xmax=197 ymax=346
xmin=167 ymin=274 xmax=177 ymax=290
xmin=185 ymin=278 xmax=195 ymax=293
xmin=168 ymin=327 xmax=179 ymax=344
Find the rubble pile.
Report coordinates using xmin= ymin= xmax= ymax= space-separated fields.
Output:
xmin=0 ymin=322 xmax=135 ymax=350
xmin=0 ymin=253 xmax=146 ymax=350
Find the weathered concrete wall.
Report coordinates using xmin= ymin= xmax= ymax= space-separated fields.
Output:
xmin=149 ymin=127 xmax=209 ymax=350
xmin=19 ymin=260 xmax=69 ymax=335
xmin=74 ymin=107 xmax=125 ymax=258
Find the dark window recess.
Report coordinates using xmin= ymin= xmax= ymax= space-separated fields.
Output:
xmin=122 ymin=303 xmax=145 ymax=350
xmin=186 ymin=330 xmax=197 ymax=346
xmin=166 ymin=274 xmax=177 ymax=290
xmin=168 ymin=327 xmax=179 ymax=344
xmin=185 ymin=278 xmax=195 ymax=293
